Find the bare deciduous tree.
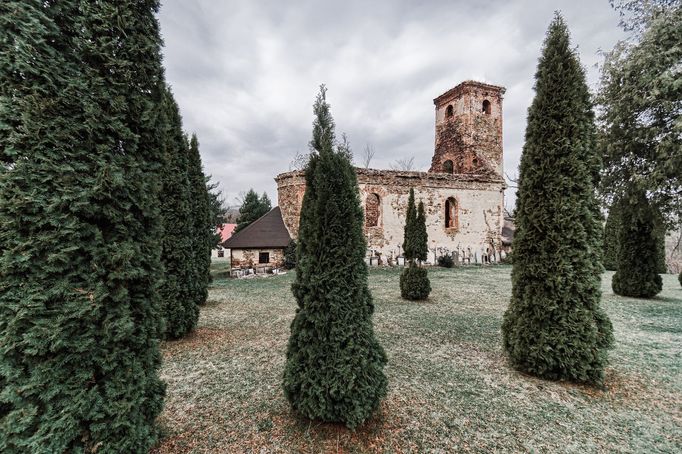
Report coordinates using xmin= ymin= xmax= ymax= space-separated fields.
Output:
xmin=505 ymin=171 xmax=518 ymax=189
xmin=390 ymin=156 xmax=415 ymax=171
xmin=289 ymin=149 xmax=309 ymax=171
xmin=360 ymin=144 xmax=375 ymax=169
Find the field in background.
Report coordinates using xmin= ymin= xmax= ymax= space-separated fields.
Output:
xmin=153 ymin=265 xmax=681 ymax=453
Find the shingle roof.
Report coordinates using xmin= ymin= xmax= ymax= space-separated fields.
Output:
xmin=221 ymin=207 xmax=291 ymax=249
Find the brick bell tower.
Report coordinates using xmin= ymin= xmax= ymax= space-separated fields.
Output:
xmin=429 ymin=81 xmax=505 ymax=177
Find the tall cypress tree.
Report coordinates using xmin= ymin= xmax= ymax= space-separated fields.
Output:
xmin=402 ymin=189 xmax=418 ymax=259
xmin=159 ymin=88 xmax=199 ymax=338
xmin=283 ymin=87 xmax=387 ymax=429
xmin=501 ymin=15 xmax=613 ymax=385
xmin=612 ymin=188 xmax=663 ymax=298
xmin=0 ymin=1 xmax=165 ymax=451
xmin=416 ymin=201 xmax=429 ymax=262
xmin=187 ymin=134 xmax=212 ymax=306
xmin=400 ymin=189 xmax=431 ymax=300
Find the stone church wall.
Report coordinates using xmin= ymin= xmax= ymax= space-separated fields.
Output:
xmin=274 ymin=80 xmax=507 ymax=263
xmin=276 ymin=168 xmax=504 ymax=261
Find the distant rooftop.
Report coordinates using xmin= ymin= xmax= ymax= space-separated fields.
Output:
xmin=222 ymin=207 xmax=291 ymax=249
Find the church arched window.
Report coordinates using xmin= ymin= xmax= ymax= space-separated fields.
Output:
xmin=446 ymin=105 xmax=454 ymax=118
xmin=443 ymin=160 xmax=453 ymax=174
xmin=482 ymin=99 xmax=491 ymax=115
xmin=365 ymin=193 xmax=381 ymax=227
xmin=445 ymin=197 xmax=458 ymax=229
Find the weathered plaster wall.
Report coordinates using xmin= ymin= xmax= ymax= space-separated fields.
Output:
xmin=276 ymin=169 xmax=505 ymax=260
xmin=231 ymin=248 xmax=285 ymax=268
xmin=360 ymin=183 xmax=503 ymax=259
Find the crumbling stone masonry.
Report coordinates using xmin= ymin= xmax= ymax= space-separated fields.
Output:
xmin=276 ymin=81 xmax=507 ymax=262
xmin=430 ymin=81 xmax=504 ymax=176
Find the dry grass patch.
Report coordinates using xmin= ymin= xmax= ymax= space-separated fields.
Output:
xmin=153 ymin=265 xmax=682 ymax=453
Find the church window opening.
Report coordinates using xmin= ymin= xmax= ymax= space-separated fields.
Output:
xmin=446 ymin=104 xmax=454 ymax=118
xmin=445 ymin=197 xmax=458 ymax=229
xmin=482 ymin=99 xmax=491 ymax=115
xmin=365 ymin=193 xmax=381 ymax=227
xmin=443 ymin=160 xmax=453 ymax=174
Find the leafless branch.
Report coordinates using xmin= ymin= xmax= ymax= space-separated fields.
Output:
xmin=360 ymin=144 xmax=375 ymax=169
xmin=390 ymin=156 xmax=415 ymax=171
xmin=289 ymin=149 xmax=309 ymax=171
xmin=505 ymin=171 xmax=518 ymax=188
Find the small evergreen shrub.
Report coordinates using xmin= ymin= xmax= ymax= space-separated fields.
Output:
xmin=437 ymin=255 xmax=454 ymax=268
xmin=400 ymin=263 xmax=432 ymax=300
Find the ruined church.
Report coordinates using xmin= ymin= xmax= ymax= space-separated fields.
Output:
xmin=276 ymin=80 xmax=506 ymax=264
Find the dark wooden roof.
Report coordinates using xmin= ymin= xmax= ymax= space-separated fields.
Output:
xmin=222 ymin=206 xmax=291 ymax=249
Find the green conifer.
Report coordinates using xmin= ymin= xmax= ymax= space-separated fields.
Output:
xmin=604 ymin=197 xmax=666 ymax=274
xmin=188 ymin=134 xmax=212 ymax=306
xmin=0 ymin=1 xmax=165 ymax=450
xmin=416 ymin=201 xmax=429 ymax=262
xmin=400 ymin=190 xmax=431 ymax=300
xmin=402 ymin=189 xmax=418 ymax=259
xmin=612 ymin=188 xmax=663 ymax=298
xmin=501 ymin=14 xmax=613 ymax=385
xmin=283 ymin=87 xmax=387 ymax=429
xmin=235 ymin=189 xmax=271 ymax=233
xmin=159 ymin=88 xmax=199 ymax=338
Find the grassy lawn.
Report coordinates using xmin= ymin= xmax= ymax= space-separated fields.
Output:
xmin=152 ymin=265 xmax=681 ymax=453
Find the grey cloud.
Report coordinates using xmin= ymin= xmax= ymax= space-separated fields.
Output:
xmin=158 ymin=0 xmax=624 ymax=207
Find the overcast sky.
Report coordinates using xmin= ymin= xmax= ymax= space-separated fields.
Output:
xmin=157 ymin=0 xmax=626 ymax=209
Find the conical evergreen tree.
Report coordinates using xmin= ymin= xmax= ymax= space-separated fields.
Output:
xmin=612 ymin=188 xmax=663 ymax=298
xmin=159 ymin=88 xmax=199 ymax=338
xmin=0 ymin=1 xmax=165 ymax=450
xmin=501 ymin=14 xmax=613 ymax=385
xmin=283 ymin=87 xmax=387 ymax=429
xmin=416 ymin=201 xmax=429 ymax=262
xmin=402 ymin=189 xmax=418 ymax=259
xmin=400 ymin=190 xmax=431 ymax=299
xmin=187 ymin=134 xmax=212 ymax=306
xmin=603 ymin=199 xmax=622 ymax=271
xmin=235 ymin=189 xmax=271 ymax=233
